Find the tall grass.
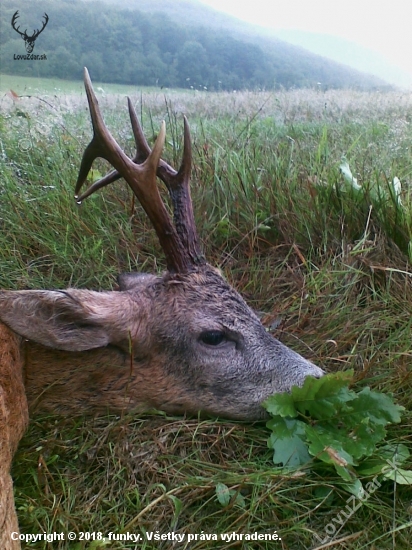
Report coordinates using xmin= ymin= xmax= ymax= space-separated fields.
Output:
xmin=1 ymin=79 xmax=411 ymax=549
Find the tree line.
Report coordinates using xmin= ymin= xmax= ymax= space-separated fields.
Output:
xmin=1 ymin=0 xmax=387 ymax=90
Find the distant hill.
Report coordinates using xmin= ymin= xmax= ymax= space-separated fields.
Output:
xmin=120 ymin=0 xmax=406 ymax=87
xmin=89 ymin=0 xmax=392 ymax=90
xmin=1 ymin=0 xmax=391 ymax=90
xmin=274 ymin=29 xmax=412 ymax=89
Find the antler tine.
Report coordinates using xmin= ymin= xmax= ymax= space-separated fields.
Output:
xmin=75 ymin=68 xmax=193 ymax=273
xmin=128 ymin=101 xmax=203 ymax=264
xmin=74 ymin=68 xmax=121 ymax=199
xmin=75 ymin=97 xmax=153 ymax=202
xmin=75 ymin=168 xmax=119 ymax=202
xmin=11 ymin=11 xmax=24 ymax=37
xmin=127 ymin=97 xmax=152 ymax=163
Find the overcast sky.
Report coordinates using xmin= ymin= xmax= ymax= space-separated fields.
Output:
xmin=198 ymin=0 xmax=412 ymax=85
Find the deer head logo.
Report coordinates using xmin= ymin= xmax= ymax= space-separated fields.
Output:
xmin=11 ymin=11 xmax=49 ymax=54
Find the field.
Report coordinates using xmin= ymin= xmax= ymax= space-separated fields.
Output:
xmin=1 ymin=74 xmax=412 ymax=549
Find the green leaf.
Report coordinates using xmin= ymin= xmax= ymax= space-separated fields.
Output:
xmin=290 ymin=370 xmax=355 ymax=419
xmin=263 ymin=391 xmax=297 ymax=417
xmin=341 ymin=478 xmax=364 ymax=497
xmin=305 ymin=425 xmax=356 ymax=480
xmin=267 ymin=417 xmax=311 ymax=467
xmin=168 ymin=494 xmax=183 ymax=527
xmin=233 ymin=492 xmax=246 ymax=508
xmin=378 ymin=443 xmax=410 ymax=463
xmin=215 ymin=483 xmax=247 ymax=507
xmin=357 ymin=457 xmax=391 ymax=476
xmin=265 ymin=370 xmax=407 ymax=486
xmin=90 ymin=168 xmax=103 ymax=182
xmin=383 ymin=467 xmax=412 ymax=485
xmin=350 ymin=388 xmax=404 ymax=425
xmin=215 ymin=483 xmax=231 ymax=506
xmin=339 ymin=419 xmax=387 ymax=460
xmin=263 ymin=370 xmax=355 ymax=420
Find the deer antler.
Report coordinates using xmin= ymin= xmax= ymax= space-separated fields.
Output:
xmin=11 ymin=11 xmax=48 ymax=39
xmin=11 ymin=11 xmax=25 ymax=37
xmin=75 ymin=68 xmax=204 ymax=273
xmin=32 ymin=13 xmax=49 ymax=39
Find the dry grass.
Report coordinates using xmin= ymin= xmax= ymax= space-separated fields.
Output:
xmin=1 ymin=77 xmax=411 ymax=549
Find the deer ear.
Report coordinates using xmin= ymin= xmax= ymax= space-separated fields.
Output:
xmin=0 ymin=289 xmax=139 ymax=352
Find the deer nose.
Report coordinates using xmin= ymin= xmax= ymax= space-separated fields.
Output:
xmin=312 ymin=366 xmax=325 ymax=378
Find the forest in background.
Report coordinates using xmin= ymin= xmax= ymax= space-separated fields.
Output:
xmin=1 ymin=0 xmax=390 ymax=90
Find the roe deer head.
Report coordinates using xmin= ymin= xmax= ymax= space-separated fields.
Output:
xmin=0 ymin=68 xmax=323 ymax=420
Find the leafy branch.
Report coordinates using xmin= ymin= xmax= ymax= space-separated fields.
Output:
xmin=263 ymin=370 xmax=412 ymax=491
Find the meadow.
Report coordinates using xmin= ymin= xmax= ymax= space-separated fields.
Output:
xmin=0 ymin=74 xmax=411 ymax=549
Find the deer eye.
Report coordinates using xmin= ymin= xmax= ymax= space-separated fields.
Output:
xmin=199 ymin=330 xmax=227 ymax=346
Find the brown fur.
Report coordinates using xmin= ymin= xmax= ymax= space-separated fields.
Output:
xmin=0 ymin=325 xmax=28 ymax=549
xmin=24 ymin=343 xmax=190 ymax=415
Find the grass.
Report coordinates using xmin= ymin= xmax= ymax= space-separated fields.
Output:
xmin=1 ymin=74 xmax=411 ymax=549
xmin=0 ymin=73 xmax=162 ymax=95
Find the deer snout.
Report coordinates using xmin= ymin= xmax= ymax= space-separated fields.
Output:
xmin=307 ymin=364 xmax=325 ymax=379
xmin=293 ymin=361 xmax=325 ymax=387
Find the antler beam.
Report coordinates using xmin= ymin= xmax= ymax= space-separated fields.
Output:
xmin=75 ymin=68 xmax=203 ymax=273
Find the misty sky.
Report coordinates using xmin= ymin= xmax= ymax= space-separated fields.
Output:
xmin=199 ymin=0 xmax=412 ymax=86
